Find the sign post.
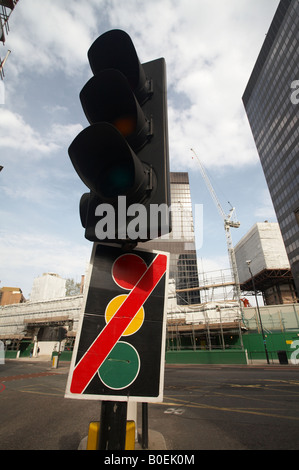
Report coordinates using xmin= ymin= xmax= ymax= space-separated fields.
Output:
xmin=65 ymin=243 xmax=169 ymax=448
xmin=66 ymin=28 xmax=171 ymax=450
xmin=99 ymin=401 xmax=127 ymax=450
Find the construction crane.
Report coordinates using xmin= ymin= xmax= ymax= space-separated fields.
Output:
xmin=191 ymin=148 xmax=243 ymax=305
xmin=0 ymin=49 xmax=11 ymax=80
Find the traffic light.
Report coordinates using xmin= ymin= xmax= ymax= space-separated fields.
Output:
xmin=68 ymin=29 xmax=171 ymax=244
xmin=0 ymin=0 xmax=16 ymax=43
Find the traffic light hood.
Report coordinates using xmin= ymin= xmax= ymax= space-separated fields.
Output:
xmin=80 ymin=70 xmax=151 ymax=151
xmin=68 ymin=122 xmax=148 ymax=204
xmin=88 ymin=29 xmax=150 ymax=104
xmin=68 ymin=29 xmax=171 ymax=243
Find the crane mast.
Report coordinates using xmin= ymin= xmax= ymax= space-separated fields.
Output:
xmin=191 ymin=148 xmax=242 ymax=305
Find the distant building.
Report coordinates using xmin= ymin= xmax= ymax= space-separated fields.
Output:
xmin=140 ymin=172 xmax=201 ymax=305
xmin=0 ymin=287 xmax=25 ymax=306
xmin=0 ymin=295 xmax=82 ymax=357
xmin=242 ymin=0 xmax=299 ymax=298
xmin=235 ymin=223 xmax=297 ymax=305
xmin=30 ymin=273 xmax=66 ymax=302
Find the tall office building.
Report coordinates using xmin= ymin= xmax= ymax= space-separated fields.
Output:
xmin=242 ymin=0 xmax=299 ymax=298
xmin=140 ymin=172 xmax=201 ymax=305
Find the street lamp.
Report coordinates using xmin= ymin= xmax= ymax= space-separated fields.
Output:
xmin=246 ymin=260 xmax=270 ymax=364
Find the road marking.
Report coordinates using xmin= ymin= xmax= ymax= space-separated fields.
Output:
xmin=162 ymin=396 xmax=299 ymax=422
xmin=164 ymin=407 xmax=185 ymax=415
xmin=0 ymin=372 xmax=59 ymax=382
xmin=229 ymin=384 xmax=263 ymax=389
xmin=18 ymin=389 xmax=62 ymax=397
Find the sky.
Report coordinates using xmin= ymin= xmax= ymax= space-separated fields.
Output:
xmin=0 ymin=0 xmax=280 ymax=298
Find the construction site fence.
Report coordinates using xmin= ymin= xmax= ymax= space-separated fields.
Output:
xmin=242 ymin=330 xmax=299 ymax=363
xmin=166 ymin=303 xmax=299 ymax=353
xmin=166 ymin=350 xmax=247 ymax=365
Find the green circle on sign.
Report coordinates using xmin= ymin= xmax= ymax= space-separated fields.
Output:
xmin=98 ymin=341 xmax=140 ymax=390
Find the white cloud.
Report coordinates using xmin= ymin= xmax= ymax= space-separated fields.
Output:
xmin=0 ymin=109 xmax=59 ymax=154
xmin=0 ymin=230 xmax=90 ymax=297
xmin=50 ymin=122 xmax=83 ymax=146
xmin=254 ymin=190 xmax=277 ymax=221
xmin=197 ymin=256 xmax=231 ymax=275
xmin=4 ymin=0 xmax=280 ymax=170
xmin=98 ymin=0 xmax=279 ymax=170
xmin=8 ymin=0 xmax=100 ymax=77
xmin=0 ymin=109 xmax=82 ymax=157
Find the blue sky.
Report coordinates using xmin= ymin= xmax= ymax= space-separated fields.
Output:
xmin=0 ymin=0 xmax=280 ymax=298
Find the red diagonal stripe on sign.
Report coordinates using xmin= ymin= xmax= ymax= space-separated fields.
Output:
xmin=70 ymin=253 xmax=167 ymax=394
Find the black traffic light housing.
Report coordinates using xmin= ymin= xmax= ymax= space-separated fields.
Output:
xmin=68 ymin=29 xmax=171 ymax=244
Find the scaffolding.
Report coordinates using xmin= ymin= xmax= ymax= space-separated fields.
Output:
xmin=0 ymin=295 xmax=83 ymax=339
xmin=166 ymin=263 xmax=299 ymax=351
xmin=242 ymin=303 xmax=299 ymax=333
xmin=167 ymin=271 xmax=246 ymax=351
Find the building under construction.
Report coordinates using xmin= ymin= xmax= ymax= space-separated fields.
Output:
xmin=1 ymin=185 xmax=298 ymax=361
xmin=166 ymin=222 xmax=299 ymax=352
xmin=0 ymin=294 xmax=82 ymax=357
xmin=235 ymin=223 xmax=298 ymax=305
xmin=0 ymin=274 xmax=246 ymax=358
xmin=167 ymin=276 xmax=245 ymax=351
xmin=0 ymin=264 xmax=299 ymax=362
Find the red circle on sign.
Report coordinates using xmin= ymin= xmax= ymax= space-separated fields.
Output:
xmin=112 ymin=254 xmax=147 ymax=290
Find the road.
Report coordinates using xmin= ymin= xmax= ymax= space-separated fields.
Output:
xmin=155 ymin=364 xmax=299 ymax=450
xmin=1 ymin=360 xmax=299 ymax=450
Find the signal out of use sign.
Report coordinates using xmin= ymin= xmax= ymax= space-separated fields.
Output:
xmin=65 ymin=243 xmax=169 ymax=402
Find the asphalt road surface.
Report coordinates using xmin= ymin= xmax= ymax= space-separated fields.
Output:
xmin=1 ymin=360 xmax=299 ymax=450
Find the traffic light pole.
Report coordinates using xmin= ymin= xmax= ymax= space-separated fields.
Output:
xmin=98 ymin=400 xmax=128 ymax=450
xmin=67 ymin=29 xmax=170 ymax=450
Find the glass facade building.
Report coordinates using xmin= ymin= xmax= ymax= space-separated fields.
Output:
xmin=140 ymin=172 xmax=201 ymax=305
xmin=242 ymin=0 xmax=299 ymax=298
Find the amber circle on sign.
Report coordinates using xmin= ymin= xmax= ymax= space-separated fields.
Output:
xmin=105 ymin=294 xmax=144 ymax=336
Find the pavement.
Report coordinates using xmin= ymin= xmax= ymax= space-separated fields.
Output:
xmin=135 ymin=430 xmax=167 ymax=450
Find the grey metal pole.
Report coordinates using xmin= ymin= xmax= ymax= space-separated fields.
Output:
xmin=98 ymin=401 xmax=127 ymax=450
xmin=247 ymin=263 xmax=270 ymax=364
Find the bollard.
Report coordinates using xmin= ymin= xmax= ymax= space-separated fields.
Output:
xmin=52 ymin=355 xmax=59 ymax=369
